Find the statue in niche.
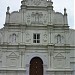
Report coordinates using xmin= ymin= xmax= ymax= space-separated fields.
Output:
xmin=12 ymin=34 xmax=16 ymax=43
xmin=57 ymin=34 xmax=61 ymax=43
xmin=9 ymin=33 xmax=17 ymax=43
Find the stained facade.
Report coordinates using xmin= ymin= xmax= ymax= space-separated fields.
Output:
xmin=0 ymin=0 xmax=75 ymax=75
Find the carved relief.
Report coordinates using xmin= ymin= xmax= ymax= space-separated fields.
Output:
xmin=27 ymin=14 xmax=31 ymax=24
xmin=43 ymin=33 xmax=47 ymax=42
xmin=6 ymin=52 xmax=19 ymax=67
xmin=7 ymin=58 xmax=18 ymax=67
xmin=31 ymin=12 xmax=43 ymax=24
xmin=53 ymin=52 xmax=66 ymax=68
xmin=22 ymin=0 xmax=47 ymax=6
xmin=32 ymin=0 xmax=41 ymax=5
xmin=43 ymin=14 xmax=47 ymax=23
xmin=26 ymin=33 xmax=31 ymax=43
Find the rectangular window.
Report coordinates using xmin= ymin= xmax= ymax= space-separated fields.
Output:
xmin=33 ymin=34 xmax=40 ymax=43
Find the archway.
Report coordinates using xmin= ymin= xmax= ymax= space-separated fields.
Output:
xmin=29 ymin=57 xmax=43 ymax=75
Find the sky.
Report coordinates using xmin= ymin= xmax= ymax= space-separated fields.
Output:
xmin=0 ymin=0 xmax=74 ymax=29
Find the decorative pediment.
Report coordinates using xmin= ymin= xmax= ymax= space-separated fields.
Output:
xmin=54 ymin=52 xmax=65 ymax=59
xmin=7 ymin=52 xmax=19 ymax=58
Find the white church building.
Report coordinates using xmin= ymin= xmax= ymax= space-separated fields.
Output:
xmin=0 ymin=0 xmax=75 ymax=75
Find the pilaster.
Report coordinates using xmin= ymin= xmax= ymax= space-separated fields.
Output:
xmin=19 ymin=45 xmax=26 ymax=68
xmin=48 ymin=44 xmax=54 ymax=69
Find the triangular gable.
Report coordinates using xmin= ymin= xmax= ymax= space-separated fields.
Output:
xmin=7 ymin=52 xmax=19 ymax=58
xmin=54 ymin=52 xmax=65 ymax=59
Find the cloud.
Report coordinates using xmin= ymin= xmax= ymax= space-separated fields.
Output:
xmin=74 ymin=0 xmax=75 ymax=29
xmin=53 ymin=0 xmax=74 ymax=29
xmin=0 ymin=0 xmax=74 ymax=29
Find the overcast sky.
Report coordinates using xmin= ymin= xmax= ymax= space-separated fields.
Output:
xmin=0 ymin=0 xmax=74 ymax=29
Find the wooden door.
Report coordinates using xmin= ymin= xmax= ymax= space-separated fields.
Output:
xmin=30 ymin=57 xmax=43 ymax=75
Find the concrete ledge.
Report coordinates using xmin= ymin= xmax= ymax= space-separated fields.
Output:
xmin=46 ymin=69 xmax=73 ymax=72
xmin=0 ymin=68 xmax=26 ymax=71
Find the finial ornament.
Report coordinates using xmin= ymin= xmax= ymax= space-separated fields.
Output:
xmin=48 ymin=0 xmax=52 ymax=2
xmin=64 ymin=8 xmax=67 ymax=15
xmin=7 ymin=6 xmax=10 ymax=13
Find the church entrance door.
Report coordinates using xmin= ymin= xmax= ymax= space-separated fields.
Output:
xmin=30 ymin=57 xmax=43 ymax=75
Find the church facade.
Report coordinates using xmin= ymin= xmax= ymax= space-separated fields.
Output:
xmin=0 ymin=0 xmax=75 ymax=75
